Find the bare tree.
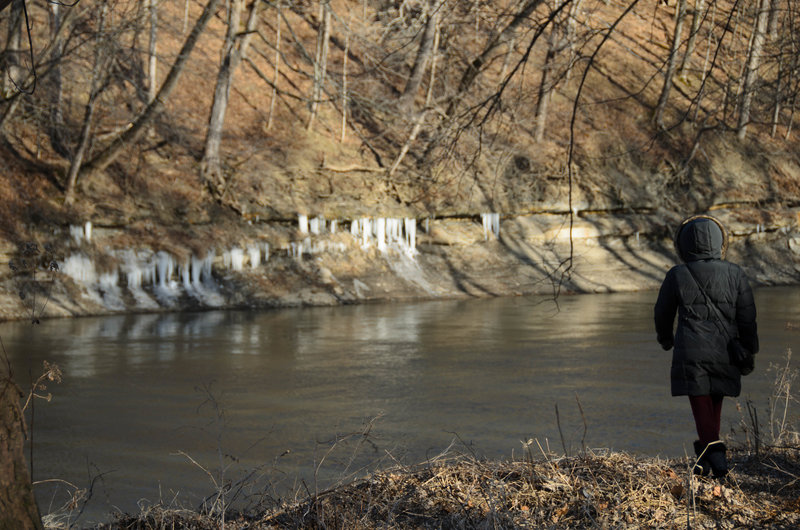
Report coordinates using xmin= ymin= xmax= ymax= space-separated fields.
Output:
xmin=398 ymin=0 xmax=443 ymax=111
xmin=2 ymin=0 xmax=23 ymax=95
xmin=678 ymin=0 xmax=705 ymax=78
xmin=78 ymin=0 xmax=225 ymax=179
xmin=201 ymin=0 xmax=260 ymax=197
xmin=448 ymin=0 xmax=548 ymax=116
xmin=654 ymin=0 xmax=688 ymax=128
xmin=340 ymin=12 xmax=350 ymax=142
xmin=0 ymin=378 xmax=42 ymax=530
xmin=766 ymin=0 xmax=780 ymax=40
xmin=46 ymin=1 xmax=69 ymax=158
xmin=737 ymin=0 xmax=770 ymax=139
xmin=65 ymin=1 xmax=111 ymax=205
xmin=145 ymin=0 xmax=158 ymax=104
xmin=307 ymin=0 xmax=331 ymax=131
xmin=266 ymin=2 xmax=282 ymax=131
xmin=534 ymin=3 xmax=574 ymax=143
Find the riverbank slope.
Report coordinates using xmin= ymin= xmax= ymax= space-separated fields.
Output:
xmin=93 ymin=444 xmax=800 ymax=529
xmin=1 ymin=0 xmax=800 ymax=320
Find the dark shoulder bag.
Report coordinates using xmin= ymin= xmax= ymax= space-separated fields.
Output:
xmin=685 ymin=264 xmax=754 ymax=376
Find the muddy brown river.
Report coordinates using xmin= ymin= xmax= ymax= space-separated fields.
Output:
xmin=4 ymin=287 xmax=798 ymax=524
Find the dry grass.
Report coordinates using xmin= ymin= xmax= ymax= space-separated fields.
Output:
xmin=96 ymin=443 xmax=799 ymax=529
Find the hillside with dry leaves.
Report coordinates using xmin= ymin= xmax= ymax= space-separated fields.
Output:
xmin=0 ymin=0 xmax=799 ymax=320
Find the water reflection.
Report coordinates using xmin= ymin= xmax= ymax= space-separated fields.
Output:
xmin=2 ymin=287 xmax=798 ymax=524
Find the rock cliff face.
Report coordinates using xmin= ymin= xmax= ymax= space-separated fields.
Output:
xmin=2 ymin=203 xmax=798 ymax=321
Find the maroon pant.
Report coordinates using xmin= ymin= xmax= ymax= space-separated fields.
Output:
xmin=689 ymin=395 xmax=723 ymax=445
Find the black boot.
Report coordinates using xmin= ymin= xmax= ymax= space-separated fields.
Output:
xmin=705 ymin=440 xmax=728 ymax=479
xmin=693 ymin=440 xmax=711 ymax=476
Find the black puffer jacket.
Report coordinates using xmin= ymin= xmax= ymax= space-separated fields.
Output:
xmin=654 ymin=217 xmax=759 ymax=397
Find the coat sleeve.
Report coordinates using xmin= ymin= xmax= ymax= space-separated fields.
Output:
xmin=735 ymin=269 xmax=759 ymax=354
xmin=654 ymin=269 xmax=678 ymax=350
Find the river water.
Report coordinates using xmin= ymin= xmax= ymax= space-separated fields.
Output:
xmin=4 ymin=287 xmax=799 ymax=523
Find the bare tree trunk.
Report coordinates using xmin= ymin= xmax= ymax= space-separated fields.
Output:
xmin=771 ymin=54 xmax=783 ymax=137
xmin=451 ymin=0 xmax=546 ymax=113
xmin=80 ymin=0 xmax=225 ymax=178
xmin=654 ymin=0 xmax=687 ymax=128
xmin=65 ymin=2 xmax=110 ymax=205
xmin=534 ymin=22 xmax=565 ymax=143
xmin=564 ymin=0 xmax=582 ymax=81
xmin=266 ymin=3 xmax=281 ymax=130
xmin=307 ymin=0 xmax=331 ymax=131
xmin=398 ymin=0 xmax=442 ymax=111
xmin=202 ymin=0 xmax=245 ymax=194
xmin=340 ymin=15 xmax=350 ymax=142
xmin=678 ymin=0 xmax=705 ymax=78
xmin=499 ymin=34 xmax=518 ymax=81
xmin=737 ymin=0 xmax=769 ymax=139
xmin=691 ymin=0 xmax=715 ymax=123
xmin=766 ymin=0 xmax=780 ymax=40
xmin=0 ymin=380 xmax=43 ymax=530
xmin=388 ymin=27 xmax=439 ymax=177
xmin=146 ymin=0 xmax=158 ymax=103
xmin=2 ymin=0 xmax=23 ymax=96
xmin=47 ymin=2 xmax=70 ymax=158
xmin=201 ymin=0 xmax=260 ymax=196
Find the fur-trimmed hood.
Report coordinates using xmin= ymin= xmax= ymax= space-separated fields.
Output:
xmin=674 ymin=215 xmax=728 ymax=262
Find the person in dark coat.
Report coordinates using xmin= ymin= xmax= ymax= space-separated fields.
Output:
xmin=654 ymin=215 xmax=758 ymax=478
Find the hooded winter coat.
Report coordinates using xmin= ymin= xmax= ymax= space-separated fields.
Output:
xmin=654 ymin=217 xmax=759 ymax=397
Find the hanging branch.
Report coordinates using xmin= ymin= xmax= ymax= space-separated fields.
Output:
xmin=558 ymin=0 xmax=644 ymax=297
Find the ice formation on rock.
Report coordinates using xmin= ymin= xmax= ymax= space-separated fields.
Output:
xmin=346 ymin=217 xmax=417 ymax=255
xmin=309 ymin=216 xmax=324 ymax=235
xmin=247 ymin=246 xmax=261 ymax=269
xmin=61 ymin=254 xmax=97 ymax=283
xmin=481 ymin=213 xmax=500 ymax=240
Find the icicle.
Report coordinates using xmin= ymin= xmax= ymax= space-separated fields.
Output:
xmin=376 ymin=218 xmax=387 ymax=251
xmin=330 ymin=220 xmax=337 ymax=234
xmin=61 ymin=254 xmax=97 ymax=283
xmin=481 ymin=214 xmax=491 ymax=240
xmin=263 ymin=242 xmax=270 ymax=262
xmin=122 ymin=253 xmax=144 ymax=289
xmin=247 ymin=245 xmax=261 ymax=269
xmin=181 ymin=261 xmax=192 ymax=289
xmin=361 ymin=218 xmax=371 ymax=248
xmin=298 ymin=214 xmax=309 ymax=234
xmin=98 ymin=270 xmax=118 ymax=290
xmin=310 ymin=216 xmax=324 ymax=235
xmin=70 ymin=225 xmax=84 ymax=242
xmin=481 ymin=213 xmax=500 ymax=240
xmin=155 ymin=251 xmax=175 ymax=289
xmin=350 ymin=219 xmax=359 ymax=236
xmin=230 ymin=248 xmax=244 ymax=271
xmin=190 ymin=255 xmax=204 ymax=286
xmin=405 ymin=218 xmax=416 ymax=251
xmin=85 ymin=221 xmax=93 ymax=241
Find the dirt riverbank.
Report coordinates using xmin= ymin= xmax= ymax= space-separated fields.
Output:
xmin=2 ymin=206 xmax=800 ymax=322
xmin=90 ymin=443 xmax=800 ymax=529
